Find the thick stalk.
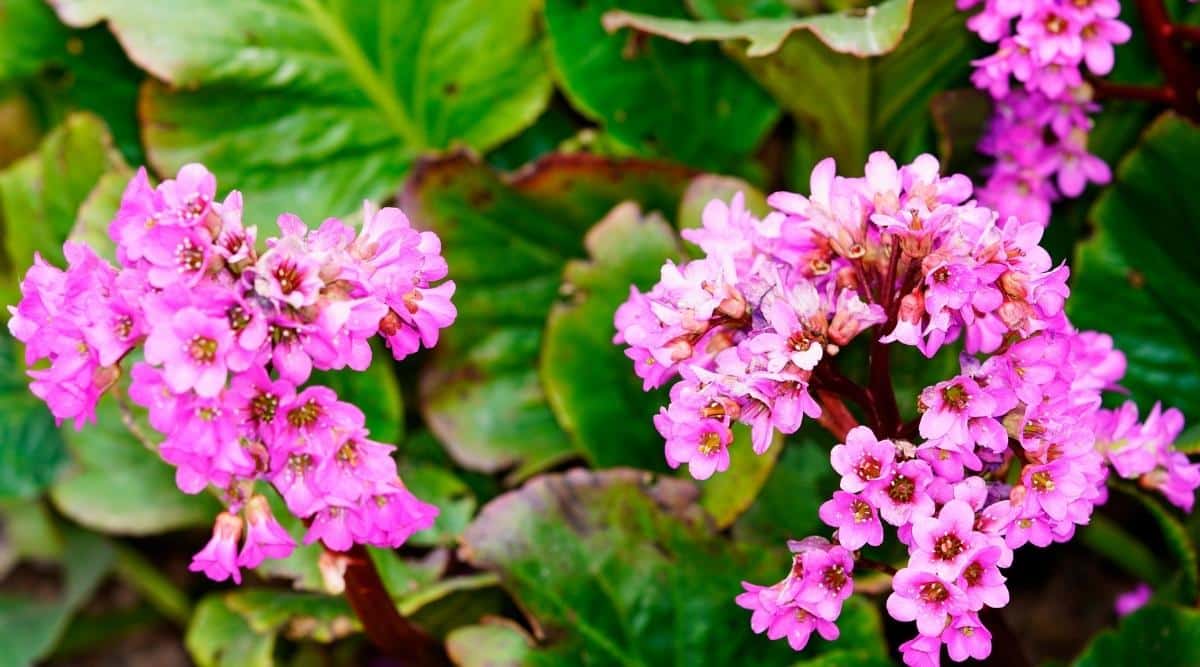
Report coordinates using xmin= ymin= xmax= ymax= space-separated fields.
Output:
xmin=867 ymin=339 xmax=902 ymax=438
xmin=815 ymin=389 xmax=861 ymax=441
xmin=814 ymin=361 xmax=881 ymax=432
xmin=341 ymin=544 xmax=448 ymax=666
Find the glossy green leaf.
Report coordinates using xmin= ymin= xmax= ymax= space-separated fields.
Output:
xmin=545 ymin=0 xmax=780 ymax=172
xmin=186 ymin=595 xmax=276 ymax=667
xmin=459 ymin=467 xmax=856 ymax=664
xmin=541 ymin=203 xmax=681 ymax=470
xmin=402 ymin=152 xmax=691 ymax=479
xmin=1069 ymin=113 xmax=1200 ymax=419
xmin=734 ymin=432 xmax=841 ymax=546
xmin=0 ymin=332 xmax=67 ymax=501
xmin=445 ymin=621 xmax=537 ymax=667
xmin=50 ymin=394 xmax=221 ymax=535
xmin=53 ymin=0 xmax=552 ymax=232
xmin=225 ymin=590 xmax=358 ymax=643
xmin=700 ymin=424 xmax=783 ymax=529
xmin=0 ymin=528 xmax=114 ymax=667
xmin=1073 ymin=604 xmax=1200 ymax=667
xmin=603 ymin=0 xmax=914 ymax=58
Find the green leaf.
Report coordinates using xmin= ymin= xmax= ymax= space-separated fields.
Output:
xmin=0 ymin=528 xmax=114 ymax=667
xmin=545 ymin=0 xmax=780 ymax=172
xmin=225 ymin=590 xmax=357 ymax=643
xmin=1073 ymin=604 xmax=1200 ymax=667
xmin=402 ymin=152 xmax=691 ymax=479
xmin=53 ymin=0 xmax=552 ymax=232
xmin=734 ymin=432 xmax=840 ymax=546
xmin=1069 ymin=113 xmax=1200 ymax=420
xmin=458 ymin=467 xmax=850 ymax=664
xmin=445 ymin=620 xmax=538 ymax=667
xmin=186 ymin=595 xmax=275 ymax=667
xmin=541 ymin=203 xmax=681 ymax=470
xmin=0 ymin=332 xmax=67 ymax=501
xmin=603 ymin=0 xmax=915 ymax=58
xmin=398 ymin=464 xmax=476 ymax=548
xmin=50 ymin=394 xmax=221 ymax=535
xmin=700 ymin=424 xmax=783 ymax=529
xmin=308 ymin=347 xmax=404 ymax=445
xmin=0 ymin=112 xmax=128 ymax=304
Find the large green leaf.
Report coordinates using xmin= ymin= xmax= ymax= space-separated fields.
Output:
xmin=545 ymin=0 xmax=780 ymax=172
xmin=459 ymin=467 xmax=886 ymax=664
xmin=604 ymin=0 xmax=915 ymax=58
xmin=401 ymin=152 xmax=691 ymax=479
xmin=1068 ymin=113 xmax=1200 ymax=419
xmin=49 ymin=394 xmax=221 ymax=535
xmin=186 ymin=595 xmax=276 ymax=667
xmin=0 ymin=528 xmax=114 ymax=667
xmin=673 ymin=0 xmax=975 ymax=177
xmin=53 ymin=0 xmax=552 ymax=232
xmin=540 ymin=203 xmax=680 ymax=471
xmin=1073 ymin=604 xmax=1200 ymax=667
xmin=0 ymin=0 xmax=142 ymax=164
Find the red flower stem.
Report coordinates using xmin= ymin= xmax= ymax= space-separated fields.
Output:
xmin=868 ymin=339 xmax=902 ymax=438
xmin=815 ymin=389 xmax=861 ymax=441
xmin=1169 ymin=23 xmax=1200 ymax=44
xmin=1135 ymin=0 xmax=1200 ymax=120
xmin=340 ymin=544 xmax=449 ymax=666
xmin=1090 ymin=79 xmax=1174 ymax=104
xmin=855 ymin=555 xmax=898 ymax=575
xmin=814 ymin=361 xmax=881 ymax=432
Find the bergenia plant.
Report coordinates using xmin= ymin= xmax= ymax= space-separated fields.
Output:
xmin=615 ymin=152 xmax=1198 ymax=664
xmin=8 ymin=164 xmax=456 ymax=582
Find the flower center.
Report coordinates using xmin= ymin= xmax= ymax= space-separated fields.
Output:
xmin=1031 ymin=470 xmax=1056 ymax=492
xmin=932 ymin=266 xmax=950 ymax=283
xmin=698 ymin=431 xmax=722 ymax=456
xmin=269 ymin=324 xmax=298 ymax=346
xmin=851 ymin=498 xmax=873 ymax=523
xmin=1045 ymin=14 xmax=1066 ymax=34
xmin=919 ymin=581 xmax=949 ymax=604
xmin=942 ymin=383 xmax=969 ymax=410
xmin=113 ymin=315 xmax=134 ymax=341
xmin=287 ymin=452 xmax=312 ymax=474
xmin=888 ymin=475 xmax=915 ymax=503
xmin=287 ymin=400 xmax=323 ymax=429
xmin=856 ymin=456 xmax=883 ymax=481
xmin=822 ymin=565 xmax=847 ymax=592
xmin=175 ymin=237 xmax=205 ymax=273
xmin=337 ymin=440 xmax=360 ymax=467
xmin=273 ymin=259 xmax=304 ymax=294
xmin=788 ymin=331 xmax=815 ymax=353
xmin=249 ymin=392 xmax=278 ymax=422
xmin=187 ymin=335 xmax=218 ymax=364
xmin=227 ymin=305 xmax=251 ymax=331
xmin=963 ymin=562 xmax=983 ymax=586
xmin=934 ymin=533 xmax=966 ymax=561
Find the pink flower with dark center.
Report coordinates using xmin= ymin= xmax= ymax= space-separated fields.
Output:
xmin=871 ymin=459 xmax=937 ymax=526
xmin=831 ymin=426 xmax=897 ymax=493
xmin=256 ymin=229 xmax=324 ymax=308
xmin=189 ymin=512 xmax=243 ymax=583
xmin=942 ymin=612 xmax=993 ymax=661
xmin=354 ymin=484 xmax=440 ymax=548
xmin=819 ymin=491 xmax=884 ymax=550
xmin=957 ymin=544 xmax=1011 ymax=609
xmin=888 ymin=568 xmax=969 ymax=637
xmin=144 ymin=306 xmax=234 ymax=398
xmin=910 ymin=500 xmax=982 ymax=579
xmin=919 ymin=377 xmax=998 ymax=444
xmin=658 ymin=412 xmax=732 ymax=480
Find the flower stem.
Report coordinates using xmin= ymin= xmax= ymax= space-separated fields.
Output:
xmin=815 ymin=389 xmax=861 ymax=441
xmin=1134 ymin=0 xmax=1200 ymax=121
xmin=341 ymin=544 xmax=449 ymax=666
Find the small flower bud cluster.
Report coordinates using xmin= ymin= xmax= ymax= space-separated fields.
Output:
xmin=960 ymin=0 xmax=1131 ymax=224
xmin=616 ymin=152 xmax=1197 ymax=663
xmin=8 ymin=164 xmax=455 ymax=583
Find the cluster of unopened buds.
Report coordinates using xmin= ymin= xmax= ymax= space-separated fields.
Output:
xmin=615 ymin=152 xmax=1198 ymax=664
xmin=960 ymin=0 xmax=1130 ymax=224
xmin=8 ymin=164 xmax=457 ymax=583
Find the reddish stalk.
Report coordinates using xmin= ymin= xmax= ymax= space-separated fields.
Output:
xmin=1109 ymin=0 xmax=1200 ymax=120
xmin=815 ymin=390 xmax=861 ymax=441
xmin=340 ymin=544 xmax=449 ymax=666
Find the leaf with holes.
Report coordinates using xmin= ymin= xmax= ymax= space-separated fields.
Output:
xmin=51 ymin=0 xmax=552 ymax=232
xmin=401 ymin=152 xmax=691 ymax=480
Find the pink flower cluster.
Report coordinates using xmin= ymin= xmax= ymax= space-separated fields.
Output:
xmin=615 ymin=152 xmax=1197 ymax=664
xmin=8 ymin=164 xmax=456 ymax=583
xmin=960 ymin=0 xmax=1131 ymax=224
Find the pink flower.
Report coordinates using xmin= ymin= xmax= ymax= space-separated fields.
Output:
xmin=658 ymin=411 xmax=732 ymax=480
xmin=919 ymin=377 xmax=999 ymax=444
xmin=942 ymin=612 xmax=992 ymax=661
xmin=910 ymin=500 xmax=984 ymax=579
xmin=819 ymin=491 xmax=884 ymax=550
xmin=237 ymin=495 xmax=296 ymax=568
xmin=189 ymin=512 xmax=243 ymax=583
xmin=144 ymin=306 xmax=236 ymax=397
xmin=872 ymin=459 xmax=937 ymax=526
xmin=888 ymin=568 xmax=969 ymax=636
xmin=900 ymin=633 xmax=944 ymax=667
xmin=830 ymin=426 xmax=896 ymax=493
xmin=255 ymin=227 xmax=324 ymax=308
